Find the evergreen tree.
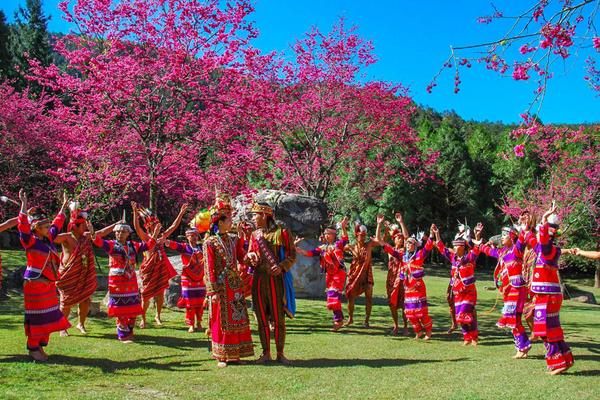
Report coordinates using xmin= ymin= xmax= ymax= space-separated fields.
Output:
xmin=0 ymin=11 xmax=12 ymax=79
xmin=9 ymin=0 xmax=51 ymax=89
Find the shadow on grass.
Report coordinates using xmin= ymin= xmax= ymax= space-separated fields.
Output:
xmin=86 ymin=333 xmax=209 ymax=351
xmin=0 ymin=354 xmax=210 ymax=372
xmin=288 ymin=356 xmax=469 ymax=368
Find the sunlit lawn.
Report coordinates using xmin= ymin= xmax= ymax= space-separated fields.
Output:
xmin=1 ymin=250 xmax=599 ymax=400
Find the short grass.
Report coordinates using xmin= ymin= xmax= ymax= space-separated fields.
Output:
xmin=1 ymin=252 xmax=599 ymax=400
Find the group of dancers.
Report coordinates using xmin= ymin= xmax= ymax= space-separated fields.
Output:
xmin=0 ymin=189 xmax=598 ymax=374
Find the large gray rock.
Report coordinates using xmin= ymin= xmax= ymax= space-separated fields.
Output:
xmin=233 ymin=190 xmax=328 ymax=238
xmin=291 ymin=238 xmax=326 ymax=297
xmin=233 ymin=190 xmax=329 ymax=298
xmin=164 ymin=255 xmax=183 ymax=308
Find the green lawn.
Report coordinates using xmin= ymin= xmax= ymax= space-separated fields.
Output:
xmin=1 ymin=254 xmax=599 ymax=400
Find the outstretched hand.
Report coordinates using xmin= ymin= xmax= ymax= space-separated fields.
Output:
xmin=394 ymin=211 xmax=404 ymax=223
xmin=376 ymin=214 xmax=385 ymax=225
xmin=150 ymin=223 xmax=162 ymax=239
xmin=340 ymin=216 xmax=349 ymax=230
xmin=294 ymin=237 xmax=304 ymax=247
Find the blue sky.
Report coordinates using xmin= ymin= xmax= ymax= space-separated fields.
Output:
xmin=3 ymin=0 xmax=598 ymax=123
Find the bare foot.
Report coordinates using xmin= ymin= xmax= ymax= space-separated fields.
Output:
xmin=59 ymin=330 xmax=69 ymax=337
xmin=471 ymin=340 xmax=478 ymax=347
xmin=255 ymin=353 xmax=272 ymax=364
xmin=29 ymin=350 xmax=47 ymax=362
xmin=276 ymin=354 xmax=291 ymax=366
xmin=463 ymin=340 xmax=471 ymax=346
xmin=188 ymin=326 xmax=196 ymax=333
xmin=389 ymin=327 xmax=399 ymax=336
xmin=414 ymin=333 xmax=423 ymax=340
xmin=332 ymin=321 xmax=343 ymax=332
xmin=548 ymin=367 xmax=567 ymax=375
xmin=344 ymin=319 xmax=354 ymax=327
xmin=39 ymin=347 xmax=49 ymax=361
xmin=139 ymin=320 xmax=146 ymax=329
xmin=76 ymin=323 xmax=88 ymax=335
xmin=217 ymin=361 xmax=227 ymax=368
xmin=121 ymin=339 xmax=134 ymax=344
xmin=447 ymin=325 xmax=456 ymax=334
xmin=423 ymin=334 xmax=432 ymax=341
xmin=154 ymin=316 xmax=163 ymax=326
xmin=362 ymin=321 xmax=370 ymax=328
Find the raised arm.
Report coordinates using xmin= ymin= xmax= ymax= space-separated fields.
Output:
xmin=161 ymin=203 xmax=189 ymax=239
xmin=432 ymin=224 xmax=452 ymax=261
xmin=131 ymin=202 xmax=149 ymax=241
xmin=17 ymin=189 xmax=34 ymax=248
xmin=395 ymin=212 xmax=409 ymax=239
xmin=0 ymin=217 xmax=18 ymax=232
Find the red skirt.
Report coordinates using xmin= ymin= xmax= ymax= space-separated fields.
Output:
xmin=139 ymin=250 xmax=177 ymax=300
xmin=404 ymin=280 xmax=428 ymax=319
xmin=177 ymin=276 xmax=206 ymax=309
xmin=107 ymin=273 xmax=143 ymax=318
xmin=533 ymin=293 xmax=564 ymax=342
xmin=326 ymin=268 xmax=346 ymax=311
xmin=24 ymin=280 xmax=71 ymax=338
xmin=208 ymin=281 xmax=254 ymax=361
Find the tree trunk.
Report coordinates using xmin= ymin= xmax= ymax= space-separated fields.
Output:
xmin=148 ymin=171 xmax=158 ymax=211
xmin=595 ymin=265 xmax=600 ymax=289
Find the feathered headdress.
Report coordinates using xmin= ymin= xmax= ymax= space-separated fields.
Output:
xmin=453 ymin=219 xmax=471 ymax=246
xmin=138 ymin=206 xmax=159 ymax=227
xmin=407 ymin=231 xmax=425 ymax=247
xmin=190 ymin=209 xmax=211 ymax=234
xmin=354 ymin=220 xmax=367 ymax=236
xmin=68 ymin=201 xmax=89 ymax=231
xmin=389 ymin=224 xmax=403 ymax=239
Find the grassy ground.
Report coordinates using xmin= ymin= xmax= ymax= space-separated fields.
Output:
xmin=0 ymin=252 xmax=599 ymax=400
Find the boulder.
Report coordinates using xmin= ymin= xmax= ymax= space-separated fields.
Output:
xmin=164 ymin=255 xmax=183 ymax=308
xmin=233 ymin=190 xmax=328 ymax=238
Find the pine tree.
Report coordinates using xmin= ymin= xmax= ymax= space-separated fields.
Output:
xmin=0 ymin=11 xmax=12 ymax=79
xmin=9 ymin=0 xmax=52 ymax=89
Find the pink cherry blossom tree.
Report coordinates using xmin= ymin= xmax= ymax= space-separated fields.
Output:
xmin=29 ymin=0 xmax=259 ymax=213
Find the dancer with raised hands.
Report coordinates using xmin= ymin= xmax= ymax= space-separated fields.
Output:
xmin=17 ymin=189 xmax=71 ymax=361
xmin=344 ymin=215 xmax=383 ymax=328
xmin=379 ymin=223 xmax=435 ymax=340
xmin=131 ymin=202 xmax=186 ymax=328
xmin=382 ymin=212 xmax=409 ymax=336
xmin=295 ymin=216 xmax=349 ymax=331
xmin=433 ymin=222 xmax=483 ymax=346
xmin=164 ymin=210 xmax=211 ymax=333
xmin=91 ymin=215 xmax=161 ymax=342
xmin=479 ymin=218 xmax=532 ymax=359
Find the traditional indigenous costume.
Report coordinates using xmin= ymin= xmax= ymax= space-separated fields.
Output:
xmin=237 ymin=235 xmax=254 ymax=298
xmin=137 ymin=209 xmax=177 ymax=302
xmin=383 ymin=235 xmax=434 ymax=336
xmin=248 ymin=203 xmax=297 ymax=356
xmin=56 ymin=203 xmax=97 ymax=312
xmin=305 ymin=228 xmax=349 ymax=324
xmin=345 ymin=225 xmax=374 ymax=299
xmin=166 ymin=235 xmax=206 ymax=327
xmin=386 ymin=228 xmax=405 ymax=312
xmin=204 ymin=197 xmax=254 ymax=362
xmin=526 ymin=220 xmax=574 ymax=372
xmin=18 ymin=209 xmax=71 ymax=351
xmin=480 ymin=227 xmax=531 ymax=353
xmin=437 ymin=238 xmax=480 ymax=342
xmin=93 ymin=226 xmax=155 ymax=341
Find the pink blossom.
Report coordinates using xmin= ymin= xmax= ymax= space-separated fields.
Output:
xmin=513 ymin=144 xmax=525 ymax=157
